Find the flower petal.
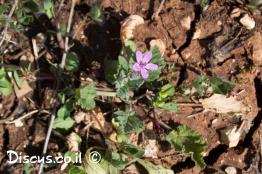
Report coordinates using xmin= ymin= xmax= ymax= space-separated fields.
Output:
xmin=145 ymin=63 xmax=158 ymax=70
xmin=133 ymin=63 xmax=141 ymax=72
xmin=140 ymin=68 xmax=149 ymax=79
xmin=142 ymin=51 xmax=152 ymax=63
xmin=136 ymin=51 xmax=143 ymax=63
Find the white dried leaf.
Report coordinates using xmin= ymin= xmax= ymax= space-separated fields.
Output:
xmin=73 ymin=111 xmax=86 ymax=123
xmin=201 ymin=94 xmax=248 ymax=114
xmin=14 ymin=119 xmax=23 ymax=127
xmin=66 ymin=132 xmax=81 ymax=152
xmin=226 ymin=126 xmax=241 ymax=148
xmin=240 ymin=14 xmax=255 ymax=30
xmin=150 ymin=39 xmax=166 ymax=55
xmin=143 ymin=140 xmax=158 ymax=159
xmin=120 ymin=15 xmax=144 ymax=42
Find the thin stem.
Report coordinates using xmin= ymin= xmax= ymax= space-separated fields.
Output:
xmin=0 ymin=0 xmax=18 ymax=48
xmin=38 ymin=1 xmax=76 ymax=174
xmin=152 ymin=0 xmax=166 ymax=20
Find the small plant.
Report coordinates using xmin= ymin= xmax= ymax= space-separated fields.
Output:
xmin=53 ymin=83 xmax=97 ymax=131
xmin=88 ymin=5 xmax=104 ymax=23
xmin=153 ymin=83 xmax=178 ymax=112
xmin=167 ymin=125 xmax=207 ymax=169
xmin=190 ymin=75 xmax=235 ymax=96
xmin=105 ymin=40 xmax=164 ymax=101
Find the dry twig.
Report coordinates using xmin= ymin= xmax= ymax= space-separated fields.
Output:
xmin=38 ymin=1 xmax=76 ymax=173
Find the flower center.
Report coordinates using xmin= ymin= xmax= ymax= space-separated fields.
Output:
xmin=138 ymin=61 xmax=146 ymax=68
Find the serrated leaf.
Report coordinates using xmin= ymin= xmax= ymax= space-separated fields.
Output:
xmin=53 ymin=117 xmax=74 ymax=130
xmin=43 ymin=0 xmax=54 ymax=18
xmin=57 ymin=101 xmax=74 ymax=119
xmin=104 ymin=60 xmax=119 ymax=84
xmin=159 ymin=84 xmax=175 ymax=99
xmin=118 ymin=56 xmax=129 ymax=71
xmin=120 ymin=143 xmax=144 ymax=158
xmin=137 ymin=159 xmax=174 ymax=174
xmin=68 ymin=165 xmax=85 ymax=174
xmin=192 ymin=76 xmax=209 ymax=96
xmin=84 ymin=148 xmax=120 ymax=174
xmin=110 ymin=152 xmax=129 ymax=170
xmin=124 ymin=40 xmax=136 ymax=53
xmin=166 ymin=125 xmax=207 ymax=169
xmin=210 ymin=77 xmax=235 ymax=95
xmin=76 ymin=83 xmax=97 ymax=110
xmin=112 ymin=110 xmax=144 ymax=135
xmin=65 ymin=52 xmax=79 ymax=72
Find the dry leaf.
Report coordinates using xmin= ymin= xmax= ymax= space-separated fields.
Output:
xmin=240 ymin=14 xmax=255 ymax=30
xmin=143 ymin=140 xmax=158 ymax=159
xmin=120 ymin=15 xmax=144 ymax=42
xmin=14 ymin=80 xmax=32 ymax=98
xmin=150 ymin=39 xmax=166 ymax=55
xmin=200 ymin=94 xmax=248 ymax=114
xmin=66 ymin=132 xmax=81 ymax=152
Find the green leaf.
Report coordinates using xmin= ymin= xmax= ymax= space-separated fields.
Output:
xmin=104 ymin=59 xmax=119 ymax=84
xmin=13 ymin=71 xmax=22 ymax=89
xmin=68 ymin=165 xmax=85 ymax=174
xmin=137 ymin=159 xmax=174 ymax=174
xmin=160 ymin=102 xmax=178 ymax=112
xmin=0 ymin=68 xmax=12 ymax=96
xmin=192 ymin=76 xmax=209 ymax=96
xmin=23 ymin=163 xmax=32 ymax=174
xmin=112 ymin=110 xmax=144 ymax=135
xmin=15 ymin=8 xmax=34 ymax=25
xmin=166 ymin=125 xmax=207 ymax=169
xmin=64 ymin=151 xmax=78 ymax=163
xmin=23 ymin=0 xmax=39 ymax=12
xmin=65 ymin=52 xmax=79 ymax=72
xmin=159 ymin=84 xmax=175 ymax=99
xmin=110 ymin=152 xmax=129 ymax=170
xmin=120 ymin=143 xmax=144 ymax=158
xmin=200 ymin=0 xmax=209 ymax=9
xmin=118 ymin=56 xmax=129 ymax=71
xmin=57 ymin=101 xmax=74 ymax=119
xmin=88 ymin=6 xmax=103 ymax=23
xmin=124 ymin=40 xmax=136 ymax=53
xmin=53 ymin=117 xmax=74 ymax=130
xmin=84 ymin=148 xmax=119 ymax=174
xmin=210 ymin=76 xmax=235 ymax=95
xmin=43 ymin=0 xmax=54 ymax=18
xmin=76 ymin=83 xmax=97 ymax=110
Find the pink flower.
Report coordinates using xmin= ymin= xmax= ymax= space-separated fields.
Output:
xmin=132 ymin=51 xmax=158 ymax=79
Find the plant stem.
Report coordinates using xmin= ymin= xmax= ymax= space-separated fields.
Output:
xmin=96 ymin=90 xmax=116 ymax=97
xmin=37 ymin=1 xmax=76 ymax=174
